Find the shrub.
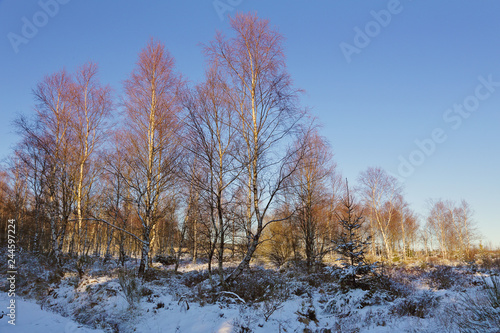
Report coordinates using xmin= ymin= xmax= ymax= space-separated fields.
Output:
xmin=325 ymin=289 xmax=370 ymax=317
xmin=450 ymin=275 xmax=500 ymax=332
xmin=425 ymin=265 xmax=463 ymax=290
xmin=142 ymin=267 xmax=171 ymax=282
xmin=6 ymin=252 xmax=64 ymax=300
xmin=117 ymin=269 xmax=141 ymax=308
xmin=479 ymin=254 xmax=500 ymax=271
xmin=370 ymin=274 xmax=412 ymax=300
xmin=301 ymin=267 xmax=337 ymax=288
xmin=181 ymin=270 xmax=209 ymax=287
xmin=153 ymin=254 xmax=177 ymax=266
xmin=386 ymin=265 xmax=425 ymax=285
xmin=233 ymin=305 xmax=258 ymax=332
xmin=390 ymin=290 xmax=439 ymax=318
xmin=226 ymin=268 xmax=288 ymax=303
xmin=75 ymin=255 xmax=94 ymax=280
xmin=261 ymin=220 xmax=295 ymax=268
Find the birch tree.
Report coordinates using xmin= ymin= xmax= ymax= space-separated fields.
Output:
xmin=358 ymin=167 xmax=403 ymax=259
xmin=427 ymin=199 xmax=454 ymax=258
xmin=427 ymin=199 xmax=477 ymax=259
xmin=287 ymin=129 xmax=335 ymax=271
xmin=185 ymin=64 xmax=240 ymax=284
xmin=206 ymin=13 xmax=306 ymax=282
xmin=24 ymin=70 xmax=76 ymax=265
xmin=120 ymin=39 xmax=184 ymax=275
xmin=69 ymin=62 xmax=112 ymax=254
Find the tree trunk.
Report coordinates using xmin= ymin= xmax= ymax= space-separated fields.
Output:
xmin=138 ymin=226 xmax=151 ymax=276
xmin=225 ymin=225 xmax=262 ymax=284
xmin=217 ymin=195 xmax=225 ymax=285
xmin=192 ymin=218 xmax=198 ymax=264
xmin=138 ymin=241 xmax=150 ymax=276
xmin=104 ymin=225 xmax=114 ymax=261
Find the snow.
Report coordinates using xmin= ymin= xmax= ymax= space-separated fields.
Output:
xmin=0 ymin=293 xmax=104 ymax=333
xmin=133 ymin=296 xmax=241 ymax=333
xmin=1 ymin=258 xmax=498 ymax=333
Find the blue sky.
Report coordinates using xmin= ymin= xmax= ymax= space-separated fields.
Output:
xmin=1 ymin=0 xmax=499 ymax=247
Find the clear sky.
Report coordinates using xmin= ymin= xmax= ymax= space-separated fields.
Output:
xmin=1 ymin=0 xmax=499 ymax=247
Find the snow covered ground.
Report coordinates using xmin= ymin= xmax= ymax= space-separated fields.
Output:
xmin=0 ymin=285 xmax=436 ymax=333
xmin=0 ymin=293 xmax=103 ymax=333
xmin=1 ymin=256 xmax=499 ymax=332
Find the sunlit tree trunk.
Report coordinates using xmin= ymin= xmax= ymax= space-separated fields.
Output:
xmin=70 ymin=62 xmax=112 ymax=255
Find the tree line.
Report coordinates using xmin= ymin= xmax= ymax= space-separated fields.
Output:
xmin=0 ymin=13 xmax=479 ymax=282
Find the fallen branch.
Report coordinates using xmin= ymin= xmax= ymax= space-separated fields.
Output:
xmin=218 ymin=291 xmax=246 ymax=304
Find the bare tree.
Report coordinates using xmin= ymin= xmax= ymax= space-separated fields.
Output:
xmin=383 ymin=197 xmax=419 ymax=260
xmin=426 ymin=199 xmax=477 ymax=259
xmin=17 ymin=69 xmax=77 ymax=265
xmin=426 ymin=199 xmax=453 ymax=258
xmin=358 ymin=167 xmax=403 ymax=259
xmin=184 ymin=64 xmax=241 ymax=284
xmin=12 ymin=126 xmax=52 ymax=253
xmin=99 ymin=147 xmax=133 ymax=263
xmin=119 ymin=39 xmax=184 ymax=275
xmin=69 ymin=62 xmax=112 ymax=255
xmin=287 ymin=129 xmax=335 ymax=271
xmin=205 ymin=13 xmax=306 ymax=282
xmin=454 ymin=200 xmax=477 ymax=260
xmin=0 ymin=170 xmax=13 ymax=246
xmin=398 ymin=202 xmax=419 ymax=259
